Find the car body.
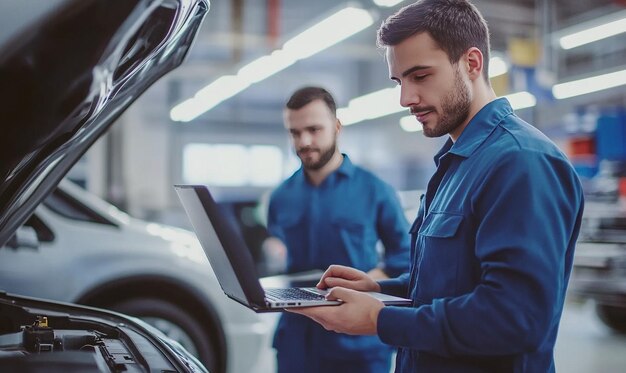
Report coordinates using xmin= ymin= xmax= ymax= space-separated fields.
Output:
xmin=0 ymin=179 xmax=275 ymax=372
xmin=0 ymin=0 xmax=272 ymax=372
xmin=569 ymin=200 xmax=626 ymax=333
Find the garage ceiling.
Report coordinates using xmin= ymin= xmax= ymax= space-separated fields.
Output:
xmin=1 ymin=0 xmax=624 ymax=131
xmin=166 ymin=0 xmax=624 ymax=127
xmin=2 ymin=0 xmax=624 ymax=206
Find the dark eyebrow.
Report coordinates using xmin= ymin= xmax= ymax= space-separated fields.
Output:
xmin=390 ymin=65 xmax=432 ymax=81
xmin=401 ymin=65 xmax=431 ymax=78
xmin=289 ymin=125 xmax=321 ymax=133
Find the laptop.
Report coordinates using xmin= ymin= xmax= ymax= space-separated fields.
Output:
xmin=174 ymin=184 xmax=412 ymax=312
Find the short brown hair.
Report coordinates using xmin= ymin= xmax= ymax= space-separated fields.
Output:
xmin=377 ymin=0 xmax=491 ymax=81
xmin=285 ymin=86 xmax=337 ymax=117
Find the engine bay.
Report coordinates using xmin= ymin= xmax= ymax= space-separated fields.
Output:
xmin=0 ymin=295 xmax=176 ymax=372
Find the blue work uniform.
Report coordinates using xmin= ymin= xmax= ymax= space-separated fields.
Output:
xmin=268 ymin=154 xmax=411 ymax=373
xmin=377 ymin=98 xmax=584 ymax=372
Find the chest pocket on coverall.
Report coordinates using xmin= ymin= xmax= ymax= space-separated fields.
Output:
xmin=330 ymin=216 xmax=377 ymax=271
xmin=416 ymin=211 xmax=464 ymax=301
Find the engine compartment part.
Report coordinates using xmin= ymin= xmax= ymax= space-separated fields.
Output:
xmin=0 ymin=297 xmax=179 ymax=372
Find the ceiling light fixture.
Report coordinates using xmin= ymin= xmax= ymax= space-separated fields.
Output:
xmin=338 ymin=86 xmax=403 ymax=126
xmin=373 ymin=0 xmax=406 ymax=7
xmin=552 ymin=68 xmax=626 ymax=99
xmin=399 ymin=116 xmax=423 ymax=132
xmin=555 ymin=9 xmax=626 ymax=50
xmin=281 ymin=7 xmax=374 ymax=60
xmin=488 ymin=55 xmax=508 ymax=77
xmin=504 ymin=91 xmax=536 ymax=110
xmin=170 ymin=6 xmax=374 ymax=122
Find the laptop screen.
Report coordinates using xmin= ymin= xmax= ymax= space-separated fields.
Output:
xmin=175 ymin=185 xmax=266 ymax=307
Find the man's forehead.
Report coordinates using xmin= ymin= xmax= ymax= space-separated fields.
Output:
xmin=386 ymin=33 xmax=447 ymax=75
xmin=285 ymin=100 xmax=332 ymax=117
xmin=283 ymin=101 xmax=334 ymax=127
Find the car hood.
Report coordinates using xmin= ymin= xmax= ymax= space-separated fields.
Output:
xmin=0 ymin=0 xmax=209 ymax=247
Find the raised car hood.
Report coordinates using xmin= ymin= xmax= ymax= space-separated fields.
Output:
xmin=0 ymin=0 xmax=209 ymax=247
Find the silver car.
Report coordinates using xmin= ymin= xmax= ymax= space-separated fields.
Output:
xmin=0 ymin=179 xmax=275 ymax=372
xmin=0 ymin=0 xmax=273 ymax=372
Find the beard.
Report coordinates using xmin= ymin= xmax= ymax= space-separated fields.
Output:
xmin=297 ymin=136 xmax=337 ymax=171
xmin=420 ymin=66 xmax=472 ymax=138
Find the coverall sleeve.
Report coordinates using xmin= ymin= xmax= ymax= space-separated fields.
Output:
xmin=266 ymin=193 xmax=284 ymax=241
xmin=378 ymin=273 xmax=411 ymax=298
xmin=376 ymin=184 xmax=411 ymax=277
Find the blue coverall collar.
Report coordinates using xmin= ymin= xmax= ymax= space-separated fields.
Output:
xmin=434 ymin=98 xmax=514 ymax=164
xmin=294 ymin=153 xmax=355 ymax=186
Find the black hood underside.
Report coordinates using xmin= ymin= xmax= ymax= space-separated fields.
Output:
xmin=0 ymin=0 xmax=209 ymax=247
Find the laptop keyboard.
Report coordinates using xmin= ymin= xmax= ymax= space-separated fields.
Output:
xmin=265 ymin=288 xmax=326 ymax=301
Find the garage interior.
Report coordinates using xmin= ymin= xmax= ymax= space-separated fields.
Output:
xmin=1 ymin=1 xmax=626 ymax=372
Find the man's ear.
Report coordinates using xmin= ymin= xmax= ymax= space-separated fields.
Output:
xmin=465 ymin=47 xmax=484 ymax=81
xmin=335 ymin=118 xmax=342 ymax=133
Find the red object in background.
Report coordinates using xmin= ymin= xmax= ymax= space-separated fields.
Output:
xmin=619 ymin=177 xmax=626 ymax=197
xmin=267 ymin=0 xmax=280 ymax=48
xmin=568 ymin=136 xmax=596 ymax=156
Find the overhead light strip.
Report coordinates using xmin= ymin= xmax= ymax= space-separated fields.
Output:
xmin=338 ymin=86 xmax=403 ymax=126
xmin=170 ymin=6 xmax=374 ymax=122
xmin=373 ymin=0 xmax=406 ymax=7
xmin=488 ymin=55 xmax=508 ymax=78
xmin=281 ymin=7 xmax=374 ymax=60
xmin=399 ymin=116 xmax=423 ymax=132
xmin=504 ymin=91 xmax=536 ymax=110
xmin=552 ymin=68 xmax=626 ymax=99
xmin=555 ymin=9 xmax=626 ymax=50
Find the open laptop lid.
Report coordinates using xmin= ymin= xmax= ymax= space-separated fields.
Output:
xmin=174 ymin=184 xmax=267 ymax=309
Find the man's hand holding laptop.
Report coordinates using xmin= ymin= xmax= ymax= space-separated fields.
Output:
xmin=287 ymin=265 xmax=385 ymax=335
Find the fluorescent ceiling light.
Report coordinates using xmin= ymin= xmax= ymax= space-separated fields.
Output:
xmin=373 ymin=0 xmax=405 ymax=7
xmin=338 ymin=86 xmax=403 ymax=125
xmin=237 ymin=50 xmax=297 ymax=84
xmin=282 ymin=7 xmax=374 ymax=60
xmin=399 ymin=116 xmax=422 ymax=132
xmin=504 ymin=91 xmax=536 ymax=110
xmin=195 ymin=75 xmax=249 ymax=102
xmin=552 ymin=68 xmax=626 ymax=99
xmin=488 ymin=56 xmax=508 ymax=78
xmin=170 ymin=76 xmax=250 ymax=122
xmin=170 ymin=6 xmax=374 ymax=122
xmin=555 ymin=10 xmax=626 ymax=49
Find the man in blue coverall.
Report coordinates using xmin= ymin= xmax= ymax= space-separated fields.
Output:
xmin=268 ymin=86 xmax=411 ymax=372
xmin=290 ymin=1 xmax=585 ymax=372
